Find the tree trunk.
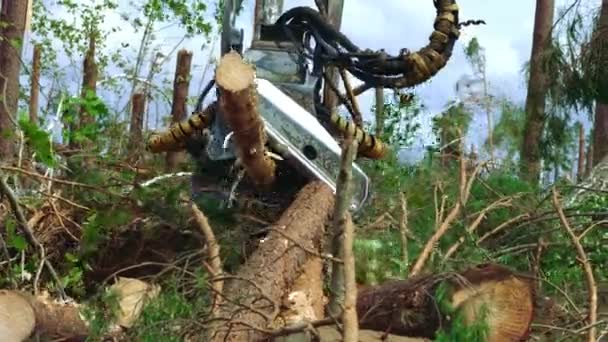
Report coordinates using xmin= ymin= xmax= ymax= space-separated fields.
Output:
xmin=79 ymin=31 xmax=98 ymax=135
xmin=592 ymin=0 xmax=608 ymax=164
xmin=593 ymin=103 xmax=608 ymax=164
xmin=586 ymin=140 xmax=594 ymax=177
xmin=128 ymin=92 xmax=145 ymax=158
xmin=0 ymin=0 xmax=27 ymax=161
xmin=356 ymin=263 xmax=535 ymax=341
xmin=520 ymin=0 xmax=555 ymax=184
xmin=29 ymin=44 xmax=41 ymax=125
xmin=578 ymin=122 xmax=585 ymax=182
xmin=215 ymin=51 xmax=276 ymax=187
xmin=165 ymin=49 xmax=193 ymax=172
xmin=211 ymin=181 xmax=334 ymax=342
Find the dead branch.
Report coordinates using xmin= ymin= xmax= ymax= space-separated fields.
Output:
xmin=328 ymin=134 xmax=360 ymax=319
xmin=552 ymin=188 xmax=598 ymax=342
xmin=216 ymin=51 xmax=276 ymax=187
xmin=0 ymin=176 xmax=65 ymax=299
xmin=191 ymin=203 xmax=223 ymax=315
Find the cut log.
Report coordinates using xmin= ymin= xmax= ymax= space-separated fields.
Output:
xmin=356 ymin=263 xmax=535 ymax=341
xmin=215 ymin=51 xmax=276 ymax=187
xmin=211 ymin=181 xmax=334 ymax=341
xmin=0 ymin=290 xmax=89 ymax=341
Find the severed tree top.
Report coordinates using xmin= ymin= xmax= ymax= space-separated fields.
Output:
xmin=215 ymin=51 xmax=255 ymax=93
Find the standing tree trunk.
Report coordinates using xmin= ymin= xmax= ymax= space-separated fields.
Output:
xmin=578 ymin=122 xmax=585 ymax=181
xmin=593 ymin=101 xmax=608 ymax=165
xmin=591 ymin=0 xmax=608 ymax=164
xmin=165 ymin=49 xmax=192 ymax=172
xmin=29 ymin=44 xmax=41 ymax=125
xmin=128 ymin=92 xmax=145 ymax=159
xmin=0 ymin=1 xmax=27 ymax=161
xmin=520 ymin=0 xmax=555 ymax=184
xmin=586 ymin=141 xmax=594 ymax=177
xmin=75 ymin=30 xmax=98 ymax=152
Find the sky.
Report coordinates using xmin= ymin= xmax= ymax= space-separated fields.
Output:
xmin=23 ymin=0 xmax=602 ymax=162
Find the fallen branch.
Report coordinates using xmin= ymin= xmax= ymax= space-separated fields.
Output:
xmin=552 ymin=188 xmax=598 ymax=342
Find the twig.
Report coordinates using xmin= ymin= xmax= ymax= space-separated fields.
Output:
xmin=552 ymin=188 xmax=598 ymax=342
xmin=0 ymin=176 xmax=66 ymax=299
xmin=191 ymin=203 xmax=223 ymax=316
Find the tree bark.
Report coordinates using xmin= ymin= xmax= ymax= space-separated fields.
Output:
xmin=520 ymin=0 xmax=555 ymax=184
xmin=0 ymin=0 xmax=27 ymax=161
xmin=211 ymin=181 xmax=334 ymax=342
xmin=29 ymin=44 xmax=41 ymax=125
xmin=128 ymin=92 xmax=145 ymax=158
xmin=165 ymin=49 xmax=193 ymax=171
xmin=215 ymin=51 xmax=276 ymax=187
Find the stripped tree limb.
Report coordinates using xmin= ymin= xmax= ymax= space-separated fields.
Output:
xmin=216 ymin=51 xmax=276 ymax=187
xmin=552 ymin=188 xmax=598 ymax=342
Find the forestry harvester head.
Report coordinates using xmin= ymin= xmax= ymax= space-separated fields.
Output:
xmin=147 ymin=0 xmax=466 ymax=212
